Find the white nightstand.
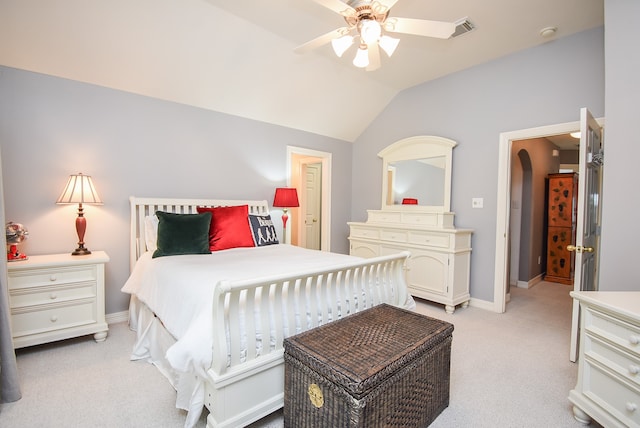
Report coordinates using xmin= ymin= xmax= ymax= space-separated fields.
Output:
xmin=7 ymin=251 xmax=110 ymax=348
xmin=569 ymin=291 xmax=640 ymax=427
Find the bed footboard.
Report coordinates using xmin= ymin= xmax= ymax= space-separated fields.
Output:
xmin=204 ymin=250 xmax=411 ymax=428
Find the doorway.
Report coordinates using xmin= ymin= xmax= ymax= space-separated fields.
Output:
xmin=494 ymin=120 xmax=592 ymax=313
xmin=287 ymin=146 xmax=332 ymax=251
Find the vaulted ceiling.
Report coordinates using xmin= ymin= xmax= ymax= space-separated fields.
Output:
xmin=0 ymin=0 xmax=603 ymax=142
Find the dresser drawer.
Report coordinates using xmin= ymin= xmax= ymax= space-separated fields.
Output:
xmin=585 ymin=307 xmax=640 ymax=357
xmin=8 ymin=265 xmax=97 ymax=290
xmin=350 ymin=227 xmax=380 ymax=240
xmin=11 ymin=300 xmax=97 ymax=338
xmin=402 ymin=212 xmax=440 ymax=227
xmin=9 ymin=283 xmax=96 ymax=309
xmin=367 ymin=211 xmax=401 ymax=223
xmin=380 ymin=229 xmax=407 ymax=243
xmin=408 ymin=230 xmax=450 ymax=248
xmin=585 ymin=360 xmax=640 ymax=427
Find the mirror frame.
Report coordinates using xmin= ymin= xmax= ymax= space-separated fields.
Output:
xmin=378 ymin=135 xmax=457 ymax=212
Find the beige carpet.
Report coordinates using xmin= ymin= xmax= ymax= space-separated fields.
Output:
xmin=0 ymin=281 xmax=600 ymax=427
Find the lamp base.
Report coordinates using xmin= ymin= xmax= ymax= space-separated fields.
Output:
xmin=72 ymin=205 xmax=91 ymax=256
xmin=72 ymin=245 xmax=92 ymax=256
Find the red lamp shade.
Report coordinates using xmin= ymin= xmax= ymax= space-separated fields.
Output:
xmin=273 ymin=188 xmax=299 ymax=237
xmin=273 ymin=188 xmax=299 ymax=208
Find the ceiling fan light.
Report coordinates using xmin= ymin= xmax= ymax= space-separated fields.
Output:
xmin=360 ymin=19 xmax=381 ymax=44
xmin=379 ymin=35 xmax=399 ymax=57
xmin=331 ymin=35 xmax=354 ymax=57
xmin=353 ymin=45 xmax=369 ymax=68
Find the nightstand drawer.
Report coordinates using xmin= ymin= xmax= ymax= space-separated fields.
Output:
xmin=11 ymin=300 xmax=97 ymax=338
xmin=585 ymin=361 xmax=640 ymax=427
xmin=8 ymin=265 xmax=96 ymax=290
xmin=585 ymin=307 xmax=640 ymax=357
xmin=587 ymin=334 xmax=640 ymax=387
xmin=9 ymin=283 xmax=96 ymax=309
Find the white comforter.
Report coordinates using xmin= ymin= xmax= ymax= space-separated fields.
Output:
xmin=122 ymin=245 xmax=372 ymax=378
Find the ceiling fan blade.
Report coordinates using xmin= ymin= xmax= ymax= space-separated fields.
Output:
xmin=294 ymin=27 xmax=350 ymax=54
xmin=311 ymin=0 xmax=357 ymax=17
xmin=366 ymin=42 xmax=381 ymax=71
xmin=384 ymin=17 xmax=455 ymax=39
xmin=372 ymin=0 xmax=400 ymax=14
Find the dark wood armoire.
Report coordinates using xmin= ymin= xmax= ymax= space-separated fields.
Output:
xmin=545 ymin=172 xmax=578 ymax=285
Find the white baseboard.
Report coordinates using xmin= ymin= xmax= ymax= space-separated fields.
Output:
xmin=468 ymin=297 xmax=495 ymax=312
xmin=106 ymin=310 xmax=129 ymax=324
xmin=517 ymin=273 xmax=544 ymax=289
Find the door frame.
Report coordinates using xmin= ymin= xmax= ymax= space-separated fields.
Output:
xmin=287 ymin=146 xmax=332 ymax=251
xmin=493 ymin=118 xmax=604 ymax=313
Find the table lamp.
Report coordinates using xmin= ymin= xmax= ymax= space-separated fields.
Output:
xmin=273 ymin=187 xmax=299 ymax=243
xmin=56 ymin=173 xmax=103 ymax=255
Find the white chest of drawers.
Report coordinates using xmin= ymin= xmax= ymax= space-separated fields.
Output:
xmin=348 ymin=209 xmax=472 ymax=314
xmin=569 ymin=291 xmax=640 ymax=427
xmin=7 ymin=251 xmax=110 ymax=348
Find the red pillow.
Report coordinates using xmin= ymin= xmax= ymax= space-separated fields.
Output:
xmin=197 ymin=205 xmax=255 ymax=251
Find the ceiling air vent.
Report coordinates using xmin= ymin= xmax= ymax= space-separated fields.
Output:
xmin=451 ymin=18 xmax=475 ymax=38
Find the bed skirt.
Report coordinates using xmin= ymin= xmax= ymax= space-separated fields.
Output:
xmin=128 ymin=295 xmax=205 ymax=428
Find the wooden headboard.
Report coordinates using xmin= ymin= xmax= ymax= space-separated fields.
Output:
xmin=129 ymin=196 xmax=270 ymax=272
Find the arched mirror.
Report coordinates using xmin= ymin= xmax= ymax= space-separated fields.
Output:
xmin=379 ymin=135 xmax=456 ymax=212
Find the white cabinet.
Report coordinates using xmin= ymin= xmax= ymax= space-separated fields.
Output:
xmin=349 ymin=210 xmax=472 ymax=314
xmin=569 ymin=291 xmax=640 ymax=427
xmin=7 ymin=251 xmax=110 ymax=348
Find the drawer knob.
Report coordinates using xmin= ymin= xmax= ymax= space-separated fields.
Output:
xmin=626 ymin=402 xmax=637 ymax=413
xmin=49 ymin=293 xmax=58 ymax=300
xmin=630 ymin=335 xmax=640 ymax=345
xmin=630 ymin=365 xmax=640 ymax=375
xmin=49 ymin=275 xmax=57 ymax=282
xmin=50 ymin=315 xmax=58 ymax=323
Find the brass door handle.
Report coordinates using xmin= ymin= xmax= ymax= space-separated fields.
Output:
xmin=567 ymin=245 xmax=594 ymax=253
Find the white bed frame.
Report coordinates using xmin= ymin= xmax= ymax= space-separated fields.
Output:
xmin=129 ymin=196 xmax=411 ymax=428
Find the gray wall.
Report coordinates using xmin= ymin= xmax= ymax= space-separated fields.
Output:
xmin=351 ymin=27 xmax=605 ymax=303
xmin=599 ymin=0 xmax=640 ymax=291
xmin=0 ymin=67 xmax=353 ymax=315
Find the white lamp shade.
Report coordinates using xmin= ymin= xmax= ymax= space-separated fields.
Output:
xmin=331 ymin=35 xmax=354 ymax=57
xmin=353 ymin=46 xmax=369 ymax=68
xmin=359 ymin=19 xmax=381 ymax=44
xmin=379 ymin=35 xmax=400 ymax=57
xmin=56 ymin=173 xmax=103 ymax=205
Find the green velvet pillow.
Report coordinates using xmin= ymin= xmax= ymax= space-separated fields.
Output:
xmin=152 ymin=211 xmax=212 ymax=258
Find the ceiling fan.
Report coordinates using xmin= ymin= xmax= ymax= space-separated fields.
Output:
xmin=295 ymin=0 xmax=461 ymax=71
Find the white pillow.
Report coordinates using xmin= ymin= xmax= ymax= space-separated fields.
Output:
xmin=144 ymin=215 xmax=159 ymax=252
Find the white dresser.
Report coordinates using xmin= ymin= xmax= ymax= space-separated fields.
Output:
xmin=7 ymin=251 xmax=110 ymax=348
xmin=349 ymin=209 xmax=472 ymax=313
xmin=569 ymin=291 xmax=640 ymax=427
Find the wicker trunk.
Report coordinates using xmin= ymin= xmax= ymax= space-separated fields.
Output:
xmin=283 ymin=304 xmax=454 ymax=428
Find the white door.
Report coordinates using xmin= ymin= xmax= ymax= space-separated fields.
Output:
xmin=569 ymin=108 xmax=604 ymax=362
xmin=302 ymin=162 xmax=321 ymax=250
